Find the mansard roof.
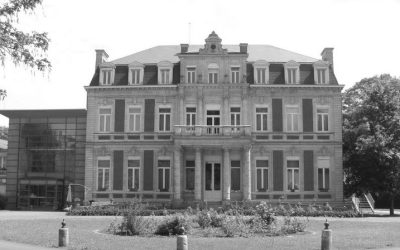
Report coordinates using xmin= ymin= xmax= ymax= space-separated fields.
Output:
xmin=111 ymin=45 xmax=318 ymax=65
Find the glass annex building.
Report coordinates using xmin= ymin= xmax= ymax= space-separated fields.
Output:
xmin=0 ymin=110 xmax=86 ymax=210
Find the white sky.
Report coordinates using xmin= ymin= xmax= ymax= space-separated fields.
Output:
xmin=0 ymin=0 xmax=399 ymax=126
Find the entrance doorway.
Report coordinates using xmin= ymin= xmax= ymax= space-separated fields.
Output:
xmin=204 ymin=162 xmax=222 ymax=201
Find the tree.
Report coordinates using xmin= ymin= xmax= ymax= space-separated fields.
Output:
xmin=343 ymin=74 xmax=400 ymax=216
xmin=0 ymin=0 xmax=51 ymax=99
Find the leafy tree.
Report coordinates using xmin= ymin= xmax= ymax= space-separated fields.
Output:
xmin=0 ymin=0 xmax=51 ymax=99
xmin=343 ymin=74 xmax=400 ymax=216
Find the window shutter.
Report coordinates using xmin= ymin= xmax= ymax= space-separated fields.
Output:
xmin=143 ymin=150 xmax=154 ymax=191
xmin=273 ymin=150 xmax=284 ymax=191
xmin=113 ymin=151 xmax=124 ymax=190
xmin=272 ymin=99 xmax=283 ymax=132
xmin=114 ymin=99 xmax=125 ymax=132
xmin=144 ymin=99 xmax=155 ymax=132
xmin=303 ymin=150 xmax=314 ymax=191
xmin=303 ymin=99 xmax=313 ymax=132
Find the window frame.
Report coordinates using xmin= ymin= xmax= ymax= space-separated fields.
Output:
xmin=157 ymin=61 xmax=173 ymax=85
xmin=185 ymin=159 xmax=195 ymax=191
xmin=97 ymin=157 xmax=111 ymax=191
xmin=157 ymin=158 xmax=171 ymax=192
xmin=126 ymin=105 xmax=142 ymax=132
xmin=285 ymin=105 xmax=300 ymax=132
xmin=230 ymin=66 xmax=240 ymax=84
xmin=186 ymin=66 xmax=196 ymax=84
xmin=231 ymin=160 xmax=241 ymax=191
xmin=316 ymin=106 xmax=330 ymax=132
xmin=255 ymin=158 xmax=269 ymax=192
xmin=98 ymin=106 xmax=112 ymax=133
xmin=317 ymin=157 xmax=330 ymax=191
xmin=127 ymin=157 xmax=140 ymax=191
xmin=286 ymin=157 xmax=300 ymax=192
xmin=128 ymin=62 xmax=144 ymax=85
xmin=284 ymin=61 xmax=300 ymax=84
xmin=254 ymin=105 xmax=269 ymax=132
xmin=208 ymin=63 xmax=219 ymax=84
xmin=313 ymin=61 xmax=330 ymax=85
xmin=253 ymin=60 xmax=269 ymax=84
xmin=185 ymin=106 xmax=196 ymax=130
xmin=158 ymin=105 xmax=172 ymax=132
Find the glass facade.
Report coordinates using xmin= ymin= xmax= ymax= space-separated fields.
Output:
xmin=6 ymin=111 xmax=86 ymax=210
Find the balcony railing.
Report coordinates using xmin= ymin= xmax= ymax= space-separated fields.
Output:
xmin=174 ymin=125 xmax=251 ymax=136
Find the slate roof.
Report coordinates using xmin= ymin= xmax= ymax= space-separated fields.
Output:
xmin=111 ymin=45 xmax=318 ymax=65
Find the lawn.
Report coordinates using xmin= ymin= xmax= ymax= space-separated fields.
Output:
xmin=0 ymin=215 xmax=399 ymax=250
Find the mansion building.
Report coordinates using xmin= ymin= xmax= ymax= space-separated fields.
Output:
xmin=1 ymin=32 xmax=344 ymax=209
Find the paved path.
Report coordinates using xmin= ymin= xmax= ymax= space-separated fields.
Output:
xmin=0 ymin=240 xmax=53 ymax=250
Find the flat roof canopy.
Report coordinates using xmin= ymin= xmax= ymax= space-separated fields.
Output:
xmin=0 ymin=109 xmax=86 ymax=118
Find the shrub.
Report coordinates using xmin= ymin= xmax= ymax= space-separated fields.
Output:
xmin=221 ymin=215 xmax=252 ymax=237
xmin=255 ymin=201 xmax=276 ymax=226
xmin=279 ymin=216 xmax=308 ymax=235
xmin=0 ymin=194 xmax=7 ymax=210
xmin=196 ymin=210 xmax=212 ymax=228
xmin=155 ymin=214 xmax=192 ymax=236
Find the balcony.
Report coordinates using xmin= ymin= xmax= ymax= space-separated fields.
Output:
xmin=174 ymin=125 xmax=251 ymax=137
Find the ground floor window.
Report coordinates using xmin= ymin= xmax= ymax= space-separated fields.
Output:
xmin=185 ymin=160 xmax=195 ymax=190
xmin=231 ymin=160 xmax=241 ymax=191
xmin=287 ymin=159 xmax=300 ymax=191
xmin=158 ymin=160 xmax=170 ymax=192
xmin=318 ymin=157 xmax=330 ymax=191
xmin=97 ymin=158 xmax=110 ymax=191
xmin=128 ymin=159 xmax=140 ymax=191
xmin=256 ymin=159 xmax=268 ymax=191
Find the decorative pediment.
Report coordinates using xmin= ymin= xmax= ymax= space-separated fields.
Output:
xmin=128 ymin=146 xmax=139 ymax=155
xmin=287 ymin=96 xmax=300 ymax=105
xmin=99 ymin=62 xmax=115 ymax=68
xmin=157 ymin=60 xmax=173 ymax=68
xmin=285 ymin=60 xmax=300 ymax=68
xmin=316 ymin=96 xmax=330 ymax=105
xmin=159 ymin=146 xmax=170 ymax=156
xmin=287 ymin=146 xmax=300 ymax=156
xmin=254 ymin=60 xmax=269 ymax=67
xmin=128 ymin=61 xmax=144 ymax=68
xmin=199 ymin=31 xmax=228 ymax=55
xmin=98 ymin=99 xmax=113 ymax=105
xmin=313 ymin=60 xmax=329 ymax=68
xmin=317 ymin=146 xmax=331 ymax=155
xmin=95 ymin=146 xmax=110 ymax=156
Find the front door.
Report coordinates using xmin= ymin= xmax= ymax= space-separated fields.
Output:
xmin=204 ymin=162 xmax=222 ymax=201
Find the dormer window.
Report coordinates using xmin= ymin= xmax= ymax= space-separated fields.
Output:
xmin=253 ymin=60 xmax=269 ymax=84
xmin=99 ymin=62 xmax=115 ymax=85
xmin=187 ymin=66 xmax=196 ymax=84
xmin=231 ymin=66 xmax=240 ymax=83
xmin=284 ymin=61 xmax=300 ymax=84
xmin=128 ymin=62 xmax=144 ymax=85
xmin=157 ymin=61 xmax=173 ymax=85
xmin=208 ymin=63 xmax=219 ymax=84
xmin=313 ymin=61 xmax=329 ymax=85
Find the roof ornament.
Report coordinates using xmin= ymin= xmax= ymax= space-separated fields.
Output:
xmin=199 ymin=31 xmax=227 ymax=55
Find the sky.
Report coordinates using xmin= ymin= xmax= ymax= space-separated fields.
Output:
xmin=0 ymin=0 xmax=399 ymax=126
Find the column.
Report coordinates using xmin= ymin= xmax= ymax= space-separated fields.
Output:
xmin=243 ymin=145 xmax=252 ymax=200
xmin=194 ymin=147 xmax=202 ymax=200
xmin=173 ymin=146 xmax=182 ymax=201
xmin=223 ymin=147 xmax=231 ymax=201
xmin=223 ymin=91 xmax=229 ymax=135
xmin=242 ymin=92 xmax=249 ymax=135
xmin=196 ymin=88 xmax=203 ymax=136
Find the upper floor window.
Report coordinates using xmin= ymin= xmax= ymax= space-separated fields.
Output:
xmin=128 ymin=62 xmax=144 ymax=85
xmin=317 ymin=107 xmax=329 ymax=132
xmin=284 ymin=61 xmax=300 ymax=84
xmin=254 ymin=60 xmax=269 ymax=84
xmin=313 ymin=60 xmax=329 ymax=85
xmin=186 ymin=107 xmax=196 ymax=127
xmin=286 ymin=106 xmax=299 ymax=132
xmin=157 ymin=61 xmax=173 ymax=84
xmin=208 ymin=63 xmax=219 ymax=84
xmin=255 ymin=107 xmax=268 ymax=131
xmin=0 ymin=156 xmax=6 ymax=169
xmin=287 ymin=158 xmax=300 ymax=191
xmin=230 ymin=107 xmax=240 ymax=132
xmin=128 ymin=107 xmax=141 ymax=132
xmin=99 ymin=107 xmax=111 ymax=132
xmin=318 ymin=157 xmax=330 ymax=191
xmin=231 ymin=67 xmax=240 ymax=83
xmin=99 ymin=63 xmax=115 ymax=85
xmin=187 ymin=67 xmax=196 ymax=84
xmin=159 ymin=107 xmax=171 ymax=132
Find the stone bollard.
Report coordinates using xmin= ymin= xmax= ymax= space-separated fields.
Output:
xmin=176 ymin=226 xmax=188 ymax=250
xmin=59 ymin=219 xmax=69 ymax=247
xmin=321 ymin=219 xmax=332 ymax=250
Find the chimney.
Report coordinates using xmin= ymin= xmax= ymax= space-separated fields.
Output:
xmin=239 ymin=43 xmax=248 ymax=53
xmin=95 ymin=49 xmax=109 ymax=69
xmin=180 ymin=44 xmax=189 ymax=53
xmin=321 ymin=48 xmax=334 ymax=69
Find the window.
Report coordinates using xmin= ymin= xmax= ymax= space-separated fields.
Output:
xmin=231 ymin=160 xmax=241 ymax=191
xmin=185 ymin=160 xmax=195 ymax=190
xmin=254 ymin=60 xmax=269 ymax=84
xmin=286 ymin=106 xmax=299 ymax=132
xmin=131 ymin=69 xmax=141 ymax=84
xmin=99 ymin=108 xmax=111 ymax=132
xmin=186 ymin=107 xmax=196 ymax=131
xmin=100 ymin=69 xmax=113 ymax=85
xmin=231 ymin=67 xmax=240 ymax=83
xmin=159 ymin=107 xmax=171 ymax=132
xmin=187 ymin=67 xmax=196 ymax=83
xmin=318 ymin=157 xmax=330 ymax=191
xmin=256 ymin=159 xmax=268 ymax=191
xmin=230 ymin=107 xmax=240 ymax=132
xmin=287 ymin=159 xmax=299 ymax=191
xmin=255 ymin=107 xmax=268 ymax=131
xmin=157 ymin=61 xmax=173 ymax=84
xmin=128 ymin=62 xmax=144 ymax=85
xmin=0 ymin=156 xmax=6 ymax=169
xmin=128 ymin=158 xmax=140 ymax=191
xmin=317 ymin=108 xmax=329 ymax=132
xmin=97 ymin=158 xmax=110 ymax=191
xmin=313 ymin=61 xmax=329 ymax=85
xmin=128 ymin=107 xmax=141 ymax=132
xmin=285 ymin=61 xmax=300 ymax=84
xmin=208 ymin=72 xmax=218 ymax=84
xmin=158 ymin=160 xmax=170 ymax=191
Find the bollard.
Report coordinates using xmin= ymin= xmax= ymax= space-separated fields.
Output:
xmin=176 ymin=226 xmax=188 ymax=250
xmin=321 ymin=219 xmax=332 ymax=250
xmin=59 ymin=219 xmax=69 ymax=247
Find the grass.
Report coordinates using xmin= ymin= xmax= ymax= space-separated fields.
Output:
xmin=0 ymin=216 xmax=399 ymax=250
